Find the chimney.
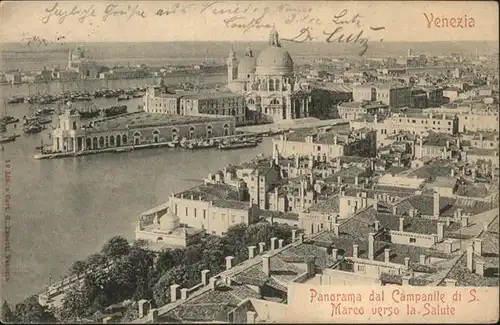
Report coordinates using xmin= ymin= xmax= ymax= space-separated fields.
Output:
xmin=473 ymin=239 xmax=483 ymax=256
xmin=384 ymin=248 xmax=390 ymax=263
xmin=262 ymin=254 xmax=271 ymax=276
xmin=278 ymin=239 xmax=284 ymax=248
xmin=299 ymin=233 xmax=304 ymax=243
xmin=402 ymin=275 xmax=411 ymax=286
xmin=409 ymin=209 xmax=415 ymax=218
xmin=437 ymin=222 xmax=444 ymax=242
xmin=374 ymin=220 xmax=380 ymax=231
xmin=419 ymin=255 xmax=426 ymax=265
xmin=201 ymin=270 xmax=210 ymax=286
xmin=368 ymin=233 xmax=375 ymax=260
xmin=483 ymin=221 xmax=489 ymax=231
xmin=444 ymin=240 xmax=453 ymax=254
xmin=248 ymin=246 xmax=256 ymax=259
xmin=433 ymin=191 xmax=440 ymax=218
xmin=270 ymin=237 xmax=278 ymax=250
xmin=138 ymin=299 xmax=150 ymax=318
xmin=355 ymin=176 xmax=359 ymax=185
xmin=446 ymin=218 xmax=450 ymax=226
xmin=247 ymin=311 xmax=257 ymax=324
xmin=209 ymin=277 xmax=216 ymax=290
xmin=332 ymin=248 xmax=338 ymax=261
xmin=170 ymin=284 xmax=180 ymax=303
xmin=337 ymin=176 xmax=342 ymax=184
xmin=180 ymin=288 xmax=188 ymax=300
xmin=147 ymin=309 xmax=159 ymax=323
xmin=292 ymin=229 xmax=297 ymax=242
xmin=404 ymin=257 xmax=410 ymax=268
xmin=258 ymin=242 xmax=265 ymax=253
xmin=399 ymin=217 xmax=405 ymax=232
xmin=225 ymin=256 xmax=234 ymax=270
xmin=306 ymin=257 xmax=316 ymax=276
xmin=353 ymin=244 xmax=359 ymax=258
xmin=466 ymin=243 xmax=474 ymax=272
xmin=475 ymin=261 xmax=485 ymax=277
xmin=334 ymin=223 xmax=340 ymax=236
xmin=445 ymin=279 xmax=457 ymax=287
xmin=451 ymin=169 xmax=455 ymax=177
xmin=373 ymin=199 xmax=378 ymax=211
xmin=332 ymin=215 xmax=338 ymax=224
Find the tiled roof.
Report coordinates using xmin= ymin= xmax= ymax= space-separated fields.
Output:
xmin=395 ymin=194 xmax=456 ymax=217
xmin=305 ymin=196 xmax=340 ymax=214
xmin=175 ymin=183 xmax=241 ymax=201
xmin=373 ymin=241 xmax=451 ymax=265
xmin=212 ymin=200 xmax=250 ymax=210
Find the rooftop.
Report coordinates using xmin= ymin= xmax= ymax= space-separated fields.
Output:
xmin=175 ymin=183 xmax=241 ymax=202
xmin=83 ymin=112 xmax=232 ymax=133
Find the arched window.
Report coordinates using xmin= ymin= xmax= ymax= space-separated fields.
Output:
xmin=223 ymin=123 xmax=229 ymax=136
xmin=116 ymin=135 xmax=121 ymax=147
xmin=206 ymin=125 xmax=213 ymax=137
xmin=86 ymin=138 xmax=92 ymax=150
xmin=99 ymin=136 xmax=105 ymax=148
xmin=110 ymin=135 xmax=115 ymax=147
xmin=92 ymin=137 xmax=98 ymax=149
xmin=231 ymin=109 xmax=236 ymax=116
xmin=134 ymin=132 xmax=141 ymax=145
xmin=122 ymin=134 xmax=127 ymax=145
xmin=271 ymin=99 xmax=280 ymax=105
xmin=248 ymin=99 xmax=255 ymax=104
xmin=275 ymin=79 xmax=280 ymax=91
xmin=153 ymin=130 xmax=160 ymax=143
xmin=171 ymin=128 xmax=178 ymax=141
xmin=189 ymin=126 xmax=195 ymax=139
xmin=269 ymin=79 xmax=274 ymax=91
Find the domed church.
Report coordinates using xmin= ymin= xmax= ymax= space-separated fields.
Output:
xmin=227 ymin=27 xmax=321 ymax=122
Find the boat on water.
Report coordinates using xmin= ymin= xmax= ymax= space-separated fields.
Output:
xmin=218 ymin=141 xmax=259 ymax=150
xmin=7 ymin=96 xmax=24 ymax=104
xmin=37 ymin=116 xmax=53 ymax=124
xmin=117 ymin=95 xmax=131 ymax=101
xmin=23 ymin=124 xmax=43 ymax=134
xmin=0 ymin=134 xmax=19 ymax=143
xmin=0 ymin=116 xmax=20 ymax=124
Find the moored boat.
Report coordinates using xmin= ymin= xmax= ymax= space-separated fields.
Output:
xmin=218 ymin=141 xmax=259 ymax=150
xmin=0 ymin=134 xmax=19 ymax=143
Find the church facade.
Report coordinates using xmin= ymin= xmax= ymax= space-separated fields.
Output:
xmin=226 ymin=28 xmax=333 ymax=123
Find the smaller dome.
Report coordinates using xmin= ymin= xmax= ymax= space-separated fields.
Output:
xmin=238 ymin=56 xmax=256 ymax=76
xmin=160 ymin=209 xmax=179 ymax=231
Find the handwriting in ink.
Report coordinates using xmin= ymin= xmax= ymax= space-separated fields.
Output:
xmin=41 ymin=2 xmax=96 ymax=24
xmin=332 ymin=9 xmax=363 ymax=28
xmin=156 ymin=3 xmax=196 ymax=16
xmin=200 ymin=1 xmax=254 ymax=15
xmin=323 ymin=27 xmax=370 ymax=55
xmin=222 ymin=12 xmax=272 ymax=33
xmin=102 ymin=4 xmax=146 ymax=22
xmin=281 ymin=27 xmax=315 ymax=43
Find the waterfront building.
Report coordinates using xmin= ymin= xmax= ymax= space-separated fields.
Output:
xmin=99 ymin=67 xmax=148 ymax=79
xmin=272 ymin=128 xmax=377 ymax=159
xmin=226 ymin=28 xmax=335 ymax=122
xmin=51 ymin=109 xmax=235 ymax=153
xmin=67 ymin=46 xmax=102 ymax=78
xmin=143 ymin=78 xmax=247 ymax=124
xmin=4 ymin=70 xmax=22 ymax=84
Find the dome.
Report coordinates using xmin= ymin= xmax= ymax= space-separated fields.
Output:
xmin=255 ymin=46 xmax=294 ymax=75
xmin=238 ymin=56 xmax=256 ymax=76
xmin=160 ymin=209 xmax=179 ymax=231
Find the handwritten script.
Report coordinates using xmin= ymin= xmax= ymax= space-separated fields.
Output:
xmin=39 ymin=2 xmax=386 ymax=55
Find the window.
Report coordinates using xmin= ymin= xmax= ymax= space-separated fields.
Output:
xmin=317 ymin=146 xmax=321 ymax=151
xmin=409 ymin=237 xmax=416 ymax=243
xmin=358 ymin=265 xmax=366 ymax=272
xmin=203 ymin=210 xmax=207 ymax=219
xmin=194 ymin=209 xmax=197 ymax=218
xmin=231 ymin=215 xmax=235 ymax=223
xmin=185 ymin=207 xmax=188 ymax=216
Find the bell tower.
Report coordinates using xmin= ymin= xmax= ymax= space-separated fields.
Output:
xmin=226 ymin=47 xmax=238 ymax=84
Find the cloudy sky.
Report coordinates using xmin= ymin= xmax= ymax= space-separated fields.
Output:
xmin=1 ymin=1 xmax=498 ymax=43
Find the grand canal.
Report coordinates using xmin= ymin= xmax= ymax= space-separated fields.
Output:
xmin=0 ymin=76 xmax=274 ymax=305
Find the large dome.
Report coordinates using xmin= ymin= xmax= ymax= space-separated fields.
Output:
xmin=255 ymin=28 xmax=294 ymax=76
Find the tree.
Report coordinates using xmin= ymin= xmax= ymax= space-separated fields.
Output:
xmin=153 ymin=265 xmax=188 ymax=306
xmin=14 ymin=295 xmax=57 ymax=324
xmin=85 ymin=253 xmax=108 ymax=270
xmin=69 ymin=260 xmax=87 ymax=276
xmin=2 ymin=301 xmax=16 ymax=323
xmin=59 ymin=285 xmax=93 ymax=321
xmin=101 ymin=236 xmax=130 ymax=260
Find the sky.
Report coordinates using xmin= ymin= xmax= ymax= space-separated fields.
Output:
xmin=0 ymin=1 xmax=498 ymax=43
